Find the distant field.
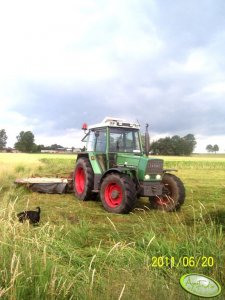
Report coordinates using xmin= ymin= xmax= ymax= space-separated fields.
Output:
xmin=0 ymin=153 xmax=224 ymax=299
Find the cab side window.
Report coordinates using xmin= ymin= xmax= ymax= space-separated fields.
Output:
xmin=86 ymin=131 xmax=95 ymax=151
xmin=95 ymin=129 xmax=107 ymax=152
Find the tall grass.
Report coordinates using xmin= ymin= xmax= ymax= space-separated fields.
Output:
xmin=0 ymin=153 xmax=225 ymax=299
xmin=0 ymin=201 xmax=224 ymax=299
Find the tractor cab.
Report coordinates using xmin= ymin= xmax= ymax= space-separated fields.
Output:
xmin=82 ymin=117 xmax=143 ymax=170
xmin=85 ymin=126 xmax=142 ymax=154
xmin=73 ymin=117 xmax=185 ymax=214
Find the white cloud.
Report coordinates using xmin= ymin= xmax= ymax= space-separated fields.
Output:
xmin=0 ymin=0 xmax=163 ymax=88
xmin=37 ymin=128 xmax=84 ymax=148
xmin=202 ymin=82 xmax=225 ymax=96
xmin=0 ymin=0 xmax=225 ymax=152
xmin=183 ymin=49 xmax=208 ymax=73
xmin=0 ymin=1 xmax=119 ymax=86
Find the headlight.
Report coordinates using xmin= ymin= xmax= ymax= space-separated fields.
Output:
xmin=156 ymin=174 xmax=162 ymax=180
xmin=144 ymin=174 xmax=150 ymax=180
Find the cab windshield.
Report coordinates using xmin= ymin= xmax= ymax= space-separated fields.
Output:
xmin=109 ymin=127 xmax=141 ymax=153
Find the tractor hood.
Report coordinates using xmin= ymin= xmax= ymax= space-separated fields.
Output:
xmin=116 ymin=153 xmax=141 ymax=169
xmin=116 ymin=154 xmax=164 ymax=181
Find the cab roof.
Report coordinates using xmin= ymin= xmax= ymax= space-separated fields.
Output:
xmin=88 ymin=117 xmax=140 ymax=130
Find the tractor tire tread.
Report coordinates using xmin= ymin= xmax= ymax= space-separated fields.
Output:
xmin=149 ymin=173 xmax=185 ymax=212
xmin=100 ymin=173 xmax=137 ymax=214
xmin=73 ymin=157 xmax=94 ymax=201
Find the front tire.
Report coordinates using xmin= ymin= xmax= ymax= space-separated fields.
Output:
xmin=100 ymin=173 xmax=137 ymax=214
xmin=149 ymin=173 xmax=185 ymax=212
xmin=73 ymin=157 xmax=94 ymax=200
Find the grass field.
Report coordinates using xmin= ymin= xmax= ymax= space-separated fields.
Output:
xmin=0 ymin=153 xmax=225 ymax=299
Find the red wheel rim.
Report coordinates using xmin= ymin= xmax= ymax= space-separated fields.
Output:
xmin=156 ymin=195 xmax=171 ymax=207
xmin=156 ymin=183 xmax=173 ymax=207
xmin=104 ymin=182 xmax=123 ymax=208
xmin=75 ymin=167 xmax=85 ymax=194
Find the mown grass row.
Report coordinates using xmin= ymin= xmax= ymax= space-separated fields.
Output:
xmin=164 ymin=160 xmax=225 ymax=169
xmin=38 ymin=156 xmax=225 ymax=171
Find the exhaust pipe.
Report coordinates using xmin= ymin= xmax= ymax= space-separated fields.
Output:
xmin=145 ymin=123 xmax=150 ymax=156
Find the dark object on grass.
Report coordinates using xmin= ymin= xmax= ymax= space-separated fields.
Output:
xmin=14 ymin=176 xmax=72 ymax=194
xmin=17 ymin=207 xmax=41 ymax=224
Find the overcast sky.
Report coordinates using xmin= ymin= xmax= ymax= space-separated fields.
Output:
xmin=0 ymin=0 xmax=225 ymax=152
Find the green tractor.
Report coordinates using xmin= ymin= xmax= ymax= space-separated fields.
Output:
xmin=73 ymin=117 xmax=185 ymax=214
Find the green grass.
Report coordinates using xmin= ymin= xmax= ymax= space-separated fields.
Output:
xmin=0 ymin=153 xmax=225 ymax=299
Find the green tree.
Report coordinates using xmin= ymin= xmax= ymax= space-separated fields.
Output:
xmin=150 ymin=134 xmax=196 ymax=156
xmin=14 ymin=131 xmax=35 ymax=152
xmin=206 ymin=144 xmax=213 ymax=153
xmin=213 ymin=144 xmax=219 ymax=154
xmin=151 ymin=140 xmax=159 ymax=155
xmin=0 ymin=129 xmax=7 ymax=150
xmin=32 ymin=144 xmax=42 ymax=153
xmin=182 ymin=134 xmax=197 ymax=155
xmin=161 ymin=137 xmax=174 ymax=155
xmin=171 ymin=135 xmax=183 ymax=155
xmin=151 ymin=137 xmax=174 ymax=155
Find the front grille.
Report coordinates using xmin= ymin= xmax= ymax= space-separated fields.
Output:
xmin=142 ymin=182 xmax=163 ymax=196
xmin=145 ymin=159 xmax=163 ymax=174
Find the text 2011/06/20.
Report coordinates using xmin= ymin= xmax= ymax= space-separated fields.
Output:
xmin=150 ymin=256 xmax=214 ymax=268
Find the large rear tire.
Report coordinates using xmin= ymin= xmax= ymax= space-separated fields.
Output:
xmin=73 ymin=157 xmax=94 ymax=200
xmin=149 ymin=173 xmax=185 ymax=212
xmin=100 ymin=173 xmax=137 ymax=214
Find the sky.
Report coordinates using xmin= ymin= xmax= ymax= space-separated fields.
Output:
xmin=0 ymin=0 xmax=225 ymax=152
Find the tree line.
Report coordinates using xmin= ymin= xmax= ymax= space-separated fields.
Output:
xmin=0 ymin=129 xmax=66 ymax=153
xmin=145 ymin=134 xmax=197 ymax=156
xmin=0 ymin=128 xmax=221 ymax=155
xmin=1 ymin=129 xmax=197 ymax=155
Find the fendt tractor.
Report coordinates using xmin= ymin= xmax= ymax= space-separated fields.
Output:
xmin=73 ymin=117 xmax=185 ymax=214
